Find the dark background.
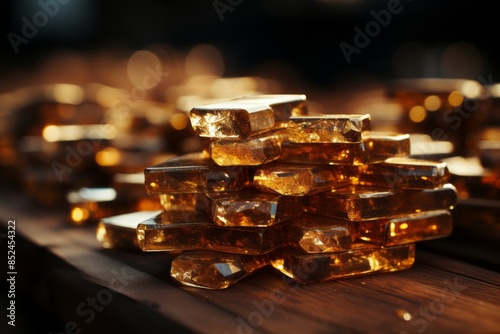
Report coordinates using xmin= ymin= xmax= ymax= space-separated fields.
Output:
xmin=1 ymin=0 xmax=499 ymax=89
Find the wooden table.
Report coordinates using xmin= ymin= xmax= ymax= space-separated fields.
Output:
xmin=1 ymin=189 xmax=499 ymax=334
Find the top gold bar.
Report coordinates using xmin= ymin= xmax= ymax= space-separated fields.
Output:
xmin=190 ymin=94 xmax=307 ymax=139
xmin=286 ymin=114 xmax=371 ymax=143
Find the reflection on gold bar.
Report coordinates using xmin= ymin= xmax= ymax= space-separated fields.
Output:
xmin=270 ymin=244 xmax=415 ymax=284
xmin=286 ymin=114 xmax=371 ymax=143
xmin=206 ymin=190 xmax=303 ymax=227
xmin=281 ymin=132 xmax=410 ymax=165
xmin=306 ymin=184 xmax=457 ymax=221
xmin=286 ymin=214 xmax=354 ymax=253
xmin=144 ymin=153 xmax=251 ymax=194
xmin=210 ymin=130 xmax=285 ymax=166
xmin=137 ymin=211 xmax=287 ymax=255
xmin=96 ymin=210 xmax=162 ymax=249
xmin=355 ymin=210 xmax=452 ymax=246
xmin=253 ymin=164 xmax=350 ymax=196
xmin=170 ymin=251 xmax=268 ymax=289
xmin=190 ymin=94 xmax=306 ymax=138
xmin=359 ymin=157 xmax=451 ymax=189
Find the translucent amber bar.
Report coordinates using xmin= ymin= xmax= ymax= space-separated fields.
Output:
xmin=286 ymin=214 xmax=354 ymax=253
xmin=144 ymin=153 xmax=250 ymax=194
xmin=253 ymin=164 xmax=350 ymax=196
xmin=171 ymin=251 xmax=268 ymax=289
xmin=280 ymin=141 xmax=366 ymax=165
xmin=271 ymin=244 xmax=415 ymax=284
xmin=206 ymin=190 xmax=303 ymax=227
xmin=96 ymin=210 xmax=162 ymax=249
xmin=365 ymin=133 xmax=410 ymax=162
xmin=281 ymin=133 xmax=410 ymax=166
xmin=306 ymin=184 xmax=457 ymax=221
xmin=359 ymin=157 xmax=451 ymax=189
xmin=355 ymin=210 xmax=452 ymax=246
xmin=210 ymin=130 xmax=285 ymax=166
xmin=190 ymin=95 xmax=306 ymax=138
xmin=286 ymin=114 xmax=371 ymax=143
xmin=137 ymin=211 xmax=287 ymax=255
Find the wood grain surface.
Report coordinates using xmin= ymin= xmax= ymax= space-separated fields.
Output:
xmin=1 ymin=190 xmax=499 ymax=334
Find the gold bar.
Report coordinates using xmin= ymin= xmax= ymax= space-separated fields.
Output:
xmin=190 ymin=94 xmax=306 ymax=138
xmin=144 ymin=153 xmax=251 ymax=194
xmin=170 ymin=251 xmax=268 ymax=289
xmin=358 ymin=157 xmax=451 ymax=189
xmin=270 ymin=244 xmax=415 ymax=284
xmin=280 ymin=141 xmax=366 ymax=165
xmin=354 ymin=210 xmax=452 ymax=246
xmin=281 ymin=132 xmax=410 ymax=166
xmin=306 ymin=184 xmax=457 ymax=221
xmin=96 ymin=210 xmax=162 ymax=249
xmin=286 ymin=114 xmax=371 ymax=143
xmin=206 ymin=189 xmax=303 ymax=227
xmin=137 ymin=211 xmax=287 ymax=255
xmin=210 ymin=130 xmax=285 ymax=166
xmin=286 ymin=214 xmax=354 ymax=253
xmin=253 ymin=164 xmax=350 ymax=196
xmin=365 ymin=133 xmax=410 ymax=162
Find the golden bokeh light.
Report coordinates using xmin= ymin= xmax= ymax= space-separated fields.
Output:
xmin=448 ymin=91 xmax=464 ymax=107
xmin=42 ymin=125 xmax=60 ymax=142
xmin=409 ymin=106 xmax=427 ymax=123
xmin=51 ymin=84 xmax=85 ymax=105
xmin=96 ymin=147 xmax=121 ymax=166
xmin=71 ymin=207 xmax=89 ymax=224
xmin=423 ymin=95 xmax=441 ymax=111
xmin=127 ymin=50 xmax=162 ymax=89
xmin=171 ymin=113 xmax=189 ymax=130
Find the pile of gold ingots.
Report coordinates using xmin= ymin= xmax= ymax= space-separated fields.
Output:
xmin=97 ymin=94 xmax=457 ymax=289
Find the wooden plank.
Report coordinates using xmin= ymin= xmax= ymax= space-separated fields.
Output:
xmin=1 ymin=191 xmax=499 ymax=334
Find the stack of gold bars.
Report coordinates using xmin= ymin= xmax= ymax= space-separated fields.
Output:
xmin=97 ymin=94 xmax=457 ymax=289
